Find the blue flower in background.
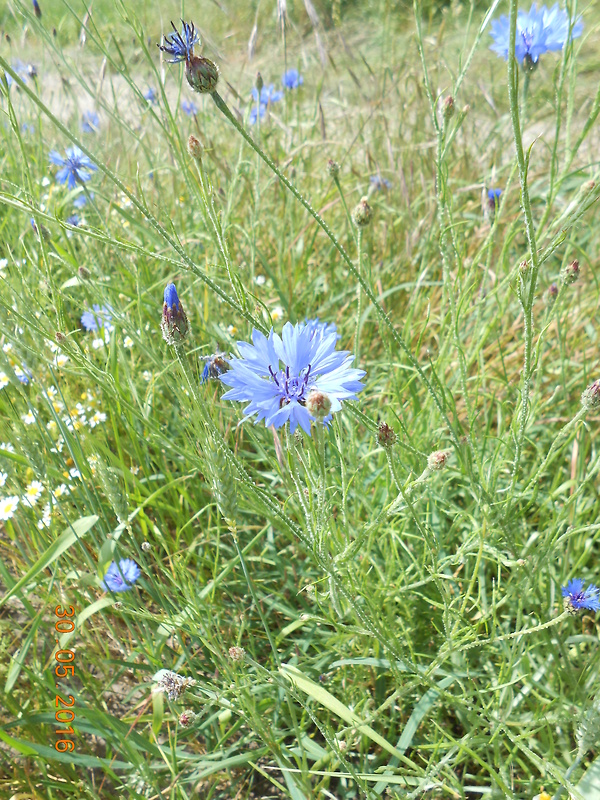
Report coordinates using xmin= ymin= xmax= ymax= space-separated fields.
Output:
xmin=488 ymin=188 xmax=502 ymax=202
xmin=490 ymin=3 xmax=583 ymax=65
xmin=144 ymin=87 xmax=157 ymax=104
xmin=251 ymin=84 xmax=284 ymax=105
xmin=49 ymin=146 xmax=97 ymax=190
xmin=158 ymin=20 xmax=200 ymax=63
xmin=81 ymin=304 xmax=113 ymax=332
xmin=249 ymin=103 xmax=266 ymax=125
xmin=33 ymin=0 xmax=42 ymax=19
xmin=66 ymin=214 xmax=80 ymax=226
xmin=102 ymin=559 xmax=141 ymax=593
xmin=6 ymin=60 xmax=36 ymax=88
xmin=73 ymin=192 xmax=93 ymax=208
xmin=201 ymin=353 xmax=230 ymax=382
xmin=370 ymin=175 xmax=391 ymax=191
xmin=562 ymin=579 xmax=600 ymax=612
xmin=219 ymin=322 xmax=365 ymax=434
xmin=21 ymin=123 xmax=35 ymax=134
xmin=299 ymin=318 xmax=340 ymax=340
xmin=81 ymin=110 xmax=100 ymax=133
xmin=181 ymin=99 xmax=198 ymax=117
xmin=282 ymin=68 xmax=303 ymax=90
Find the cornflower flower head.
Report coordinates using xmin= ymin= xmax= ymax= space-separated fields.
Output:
xmin=158 ymin=20 xmax=219 ymax=93
xmin=249 ymin=103 xmax=266 ymax=125
xmin=490 ymin=3 xmax=583 ymax=68
xmin=73 ymin=192 xmax=93 ymax=208
xmin=219 ymin=322 xmax=366 ymax=435
xmin=561 ymin=578 xmax=600 ymax=613
xmin=370 ymin=175 xmax=391 ymax=191
xmin=299 ymin=318 xmax=340 ymax=340
xmin=161 ymin=283 xmax=189 ymax=345
xmin=251 ymin=84 xmax=284 ymax=105
xmin=49 ymin=146 xmax=97 ymax=190
xmin=181 ymin=99 xmax=198 ymax=117
xmin=80 ymin=110 xmax=100 ymax=133
xmin=66 ymin=214 xmax=80 ymax=227
xmin=81 ymin=304 xmax=113 ymax=333
xmin=153 ymin=669 xmax=196 ymax=701
xmin=200 ymin=353 xmax=230 ymax=383
xmin=144 ymin=87 xmax=157 ymax=104
xmin=282 ymin=68 xmax=303 ymax=90
xmin=102 ymin=558 xmax=141 ymax=593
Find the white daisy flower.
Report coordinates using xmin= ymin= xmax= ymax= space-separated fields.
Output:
xmin=53 ymin=484 xmax=69 ymax=499
xmin=0 ymin=373 xmax=9 ymax=389
xmin=227 ymin=325 xmax=237 ymax=336
xmin=271 ymin=306 xmax=284 ymax=322
xmin=255 ymin=275 xmax=266 ymax=285
xmin=0 ymin=472 xmax=7 ymax=487
xmin=54 ymin=354 xmax=69 ymax=367
xmin=0 ymin=442 xmax=15 ymax=453
xmin=2 ymin=343 xmax=12 ymax=353
xmin=142 ymin=370 xmax=152 ymax=382
xmin=41 ymin=176 xmax=51 ymax=187
xmin=37 ymin=503 xmax=51 ymax=529
xmin=69 ymin=468 xmax=81 ymax=480
xmin=92 ymin=338 xmax=105 ymax=350
xmin=123 ymin=336 xmax=134 ymax=348
xmin=23 ymin=481 xmax=43 ymax=507
xmin=89 ymin=411 xmax=107 ymax=428
xmin=0 ymin=495 xmax=19 ymax=520
xmin=22 ymin=411 xmax=37 ymax=425
xmin=0 ymin=258 xmax=8 ymax=269
xmin=46 ymin=386 xmax=58 ymax=398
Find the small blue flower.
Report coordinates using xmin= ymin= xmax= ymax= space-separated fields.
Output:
xmin=490 ymin=3 xmax=583 ymax=65
xmin=181 ymin=99 xmax=198 ymax=117
xmin=164 ymin=283 xmax=180 ymax=310
xmin=102 ymin=559 xmax=141 ymax=593
xmin=144 ymin=87 xmax=157 ymax=104
xmin=49 ymin=146 xmax=97 ymax=190
xmin=66 ymin=214 xmax=80 ymax=226
xmin=6 ymin=60 xmax=35 ymax=88
xmin=561 ymin=578 xmax=600 ymax=612
xmin=73 ymin=192 xmax=93 ymax=208
xmin=80 ymin=110 xmax=100 ymax=133
xmin=249 ymin=103 xmax=266 ymax=125
xmin=201 ymin=353 xmax=230 ymax=382
xmin=219 ymin=322 xmax=366 ymax=435
xmin=21 ymin=123 xmax=35 ymax=134
xmin=370 ymin=175 xmax=391 ymax=191
xmin=81 ymin=304 xmax=113 ymax=332
xmin=299 ymin=318 xmax=340 ymax=340
xmin=251 ymin=84 xmax=284 ymax=105
xmin=158 ymin=20 xmax=200 ymax=63
xmin=488 ymin=188 xmax=502 ymax=202
xmin=282 ymin=68 xmax=303 ymax=90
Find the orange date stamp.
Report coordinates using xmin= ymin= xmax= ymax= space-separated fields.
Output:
xmin=53 ymin=604 xmax=76 ymax=752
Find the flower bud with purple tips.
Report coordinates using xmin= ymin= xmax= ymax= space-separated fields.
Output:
xmin=161 ymin=283 xmax=189 ymax=345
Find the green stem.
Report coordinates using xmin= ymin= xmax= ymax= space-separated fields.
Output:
xmin=460 ymin=610 xmax=569 ymax=653
xmin=354 ymin=229 xmax=363 ymax=361
xmin=210 ymin=90 xmax=460 ymax=449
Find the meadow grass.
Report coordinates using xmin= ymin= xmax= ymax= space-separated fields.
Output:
xmin=0 ymin=0 xmax=600 ymax=798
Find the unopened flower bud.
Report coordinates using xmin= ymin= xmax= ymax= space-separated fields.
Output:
xmin=141 ymin=541 xmax=152 ymax=552
xmin=228 ymin=645 xmax=245 ymax=662
xmin=545 ymin=283 xmax=558 ymax=306
xmin=113 ymin=601 xmax=123 ymax=610
xmin=427 ymin=450 xmax=451 ymax=471
xmin=55 ymin=331 xmax=66 ymax=345
xmin=185 ymin=56 xmax=219 ymax=94
xmin=78 ymin=266 xmax=91 ymax=279
xmin=582 ymin=379 xmax=600 ymax=410
xmin=352 ymin=196 xmax=372 ymax=227
xmin=178 ymin=709 xmax=197 ymax=727
xmin=327 ymin=159 xmax=340 ymax=178
xmin=442 ymin=95 xmax=455 ymax=121
xmin=255 ymin=71 xmax=263 ymax=93
xmin=377 ymin=422 xmax=397 ymax=448
xmin=187 ymin=134 xmax=202 ymax=160
xmin=161 ymin=282 xmax=189 ymax=345
xmin=518 ymin=260 xmax=529 ymax=275
xmin=523 ymin=53 xmax=538 ymax=73
xmin=561 ymin=259 xmax=580 ymax=286
xmin=306 ymin=390 xmax=332 ymax=420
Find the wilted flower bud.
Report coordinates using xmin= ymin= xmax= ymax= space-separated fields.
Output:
xmin=377 ymin=422 xmax=397 ymax=448
xmin=327 ymin=159 xmax=341 ymax=178
xmin=141 ymin=541 xmax=152 ymax=552
xmin=352 ymin=196 xmax=372 ymax=227
xmin=255 ymin=71 xmax=264 ymax=93
xmin=113 ymin=601 xmax=123 ymax=610
xmin=187 ymin=134 xmax=203 ymax=160
xmin=306 ymin=390 xmax=332 ymax=420
xmin=545 ymin=282 xmax=558 ymax=306
xmin=185 ymin=56 xmax=219 ymax=94
xmin=561 ymin=259 xmax=580 ymax=286
xmin=153 ymin=669 xmax=196 ymax=701
xmin=442 ymin=95 xmax=455 ymax=121
xmin=427 ymin=450 xmax=451 ymax=471
xmin=78 ymin=266 xmax=91 ymax=279
xmin=178 ymin=709 xmax=197 ymax=727
xmin=582 ymin=379 xmax=600 ymax=410
xmin=161 ymin=282 xmax=189 ymax=345
xmin=228 ymin=645 xmax=245 ymax=661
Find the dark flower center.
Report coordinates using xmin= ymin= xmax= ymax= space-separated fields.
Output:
xmin=269 ymin=364 xmax=312 ymax=406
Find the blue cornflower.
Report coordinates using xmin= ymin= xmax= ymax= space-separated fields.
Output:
xmin=49 ymin=146 xmax=97 ymax=190
xmin=73 ymin=192 xmax=93 ymax=208
xmin=562 ymin=579 xmax=600 ymax=612
xmin=6 ymin=60 xmax=35 ymax=88
xmin=181 ymin=99 xmax=198 ymax=117
xmin=201 ymin=353 xmax=230 ymax=383
xmin=282 ymin=68 xmax=303 ymax=90
xmin=219 ymin=322 xmax=366 ymax=434
xmin=21 ymin=123 xmax=35 ymax=134
xmin=80 ymin=110 xmax=100 ymax=133
xmin=158 ymin=20 xmax=200 ymax=63
xmin=299 ymin=318 xmax=340 ymax=340
xmin=370 ymin=175 xmax=392 ymax=191
xmin=490 ymin=3 xmax=583 ymax=66
xmin=144 ymin=87 xmax=157 ymax=104
xmin=249 ymin=103 xmax=266 ymax=125
xmin=81 ymin=304 xmax=113 ymax=332
xmin=66 ymin=214 xmax=80 ymax=226
xmin=251 ymin=84 xmax=284 ymax=105
xmin=102 ymin=558 xmax=141 ymax=593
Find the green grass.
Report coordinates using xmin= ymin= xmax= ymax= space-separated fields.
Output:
xmin=1 ymin=0 xmax=600 ymax=798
